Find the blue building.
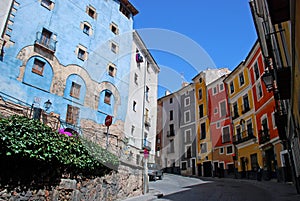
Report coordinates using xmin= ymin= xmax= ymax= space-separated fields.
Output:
xmin=0 ymin=0 xmax=139 ymax=139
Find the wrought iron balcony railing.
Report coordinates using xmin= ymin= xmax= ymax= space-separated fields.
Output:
xmin=233 ymin=129 xmax=255 ymax=144
xmin=258 ymin=129 xmax=270 ymax=144
xmin=34 ymin=32 xmax=57 ymax=52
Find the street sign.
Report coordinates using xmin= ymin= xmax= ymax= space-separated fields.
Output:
xmin=105 ymin=115 xmax=113 ymax=127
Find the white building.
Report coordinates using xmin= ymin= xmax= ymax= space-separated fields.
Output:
xmin=124 ymin=30 xmax=160 ymax=165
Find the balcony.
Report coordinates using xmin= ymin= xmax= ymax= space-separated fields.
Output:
xmin=143 ymin=138 xmax=151 ymax=151
xmin=258 ymin=129 xmax=270 ymax=144
xmin=241 ymin=104 xmax=250 ymax=114
xmin=232 ymin=111 xmax=239 ymax=120
xmin=167 ymin=130 xmax=175 ymax=137
xmin=34 ymin=32 xmax=57 ymax=53
xmin=275 ymin=111 xmax=288 ymax=140
xmin=233 ymin=129 xmax=255 ymax=145
xmin=144 ymin=116 xmax=151 ymax=127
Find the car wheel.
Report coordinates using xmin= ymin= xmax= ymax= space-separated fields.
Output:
xmin=159 ymin=175 xmax=163 ymax=180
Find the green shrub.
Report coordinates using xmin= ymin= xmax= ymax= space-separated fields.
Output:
xmin=0 ymin=115 xmax=119 ymax=176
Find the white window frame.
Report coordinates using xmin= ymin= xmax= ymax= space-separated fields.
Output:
xmin=256 ymin=81 xmax=263 ymax=101
xmin=219 ymin=83 xmax=224 ymax=92
xmin=219 ymin=147 xmax=224 ymax=154
xmin=213 ymin=86 xmax=217 ymax=95
xmin=222 ymin=126 xmax=230 ymax=143
xmin=184 ymin=110 xmax=191 ymax=123
xmin=185 ymin=144 xmax=192 ymax=158
xmin=261 ymin=114 xmax=269 ymax=130
xmin=219 ymin=100 xmax=227 ymax=117
xmin=184 ymin=129 xmax=192 ymax=143
xmin=226 ymin=145 xmax=233 ymax=155
xmin=184 ymin=97 xmax=190 ymax=107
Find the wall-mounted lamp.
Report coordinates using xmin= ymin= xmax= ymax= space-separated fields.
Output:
xmin=44 ymin=99 xmax=52 ymax=111
xmin=261 ymin=71 xmax=274 ymax=91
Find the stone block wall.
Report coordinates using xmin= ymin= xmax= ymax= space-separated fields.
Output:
xmin=0 ymin=163 xmax=143 ymax=201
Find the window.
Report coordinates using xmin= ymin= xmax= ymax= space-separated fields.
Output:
xmin=169 ymin=124 xmax=175 ymax=136
xmin=246 ymin=119 xmax=253 ymax=136
xmin=133 ymin=101 xmax=136 ymax=111
xmin=134 ymin=73 xmax=138 ymax=85
xmin=66 ymin=105 xmax=80 ymax=125
xmin=170 ymin=98 xmax=173 ymax=104
xmin=70 ymin=82 xmax=81 ymax=99
xmin=239 ymin=72 xmax=245 ymax=86
xmin=104 ymin=90 xmax=112 ymax=105
xmin=199 ymin=77 xmax=203 ymax=83
xmin=111 ymin=41 xmax=118 ymax=54
xmin=41 ymin=0 xmax=54 ymax=10
xmin=119 ymin=3 xmax=131 ymax=18
xmin=242 ymin=94 xmax=250 ymax=113
xmin=198 ymin=89 xmax=203 ymax=99
xmin=261 ymin=116 xmax=269 ymax=132
xmin=216 ymin=122 xmax=220 ymax=128
xmin=219 ymin=83 xmax=224 ymax=91
xmin=145 ymin=86 xmax=149 ymax=101
xmin=181 ymin=161 xmax=187 ymax=170
xmin=186 ymin=145 xmax=192 ymax=158
xmin=185 ymin=129 xmax=191 ymax=143
xmin=256 ymin=82 xmax=263 ymax=99
xmin=199 ymin=104 xmax=204 ymax=118
xmin=250 ymin=153 xmax=258 ymax=171
xmin=233 ymin=102 xmax=238 ymax=118
xmin=200 ymin=143 xmax=207 ymax=153
xmin=77 ymin=45 xmax=88 ymax=61
xmin=170 ymin=110 xmax=173 ymax=121
xmin=222 ymin=126 xmax=230 ymax=143
xmin=108 ymin=63 xmax=116 ymax=77
xmin=39 ymin=28 xmax=53 ymax=49
xmin=226 ymin=146 xmax=233 ymax=154
xmin=32 ymin=58 xmax=45 ymax=75
xmin=219 ymin=147 xmax=224 ymax=154
xmin=86 ymin=5 xmax=97 ymax=19
xmin=200 ymin=122 xmax=206 ymax=139
xmin=83 ymin=24 xmax=90 ymax=35
xmin=184 ymin=97 xmax=190 ymax=107
xmin=213 ymin=87 xmax=217 ymax=95
xmin=184 ymin=111 xmax=190 ymax=123
xmin=110 ymin=22 xmax=119 ymax=35
xmin=170 ymin=139 xmax=175 ymax=153
xmin=230 ymin=81 xmax=234 ymax=93
xmin=254 ymin=62 xmax=260 ymax=80
xmin=214 ymin=107 xmax=218 ymax=114
xmin=220 ymin=101 xmax=226 ymax=117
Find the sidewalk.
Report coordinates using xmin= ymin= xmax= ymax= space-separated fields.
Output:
xmin=121 ymin=189 xmax=163 ymax=201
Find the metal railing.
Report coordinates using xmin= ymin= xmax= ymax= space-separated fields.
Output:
xmin=233 ymin=129 xmax=255 ymax=144
xmin=258 ymin=129 xmax=270 ymax=144
xmin=35 ymin=32 xmax=57 ymax=52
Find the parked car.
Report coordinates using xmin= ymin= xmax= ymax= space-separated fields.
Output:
xmin=148 ymin=163 xmax=163 ymax=181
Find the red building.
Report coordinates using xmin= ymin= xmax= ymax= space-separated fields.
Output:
xmin=247 ymin=41 xmax=287 ymax=181
xmin=207 ymin=75 xmax=234 ymax=177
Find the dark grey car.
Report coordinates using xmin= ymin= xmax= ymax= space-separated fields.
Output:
xmin=148 ymin=163 xmax=163 ymax=181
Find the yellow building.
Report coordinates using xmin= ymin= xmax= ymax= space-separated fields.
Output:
xmin=224 ymin=62 xmax=261 ymax=179
xmin=193 ymin=68 xmax=230 ymax=177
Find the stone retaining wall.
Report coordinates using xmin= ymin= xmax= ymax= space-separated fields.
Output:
xmin=0 ymin=163 xmax=143 ymax=201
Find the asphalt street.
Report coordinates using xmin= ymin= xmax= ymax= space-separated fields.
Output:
xmin=149 ymin=174 xmax=300 ymax=201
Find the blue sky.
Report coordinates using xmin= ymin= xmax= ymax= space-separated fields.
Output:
xmin=130 ymin=0 xmax=257 ymax=97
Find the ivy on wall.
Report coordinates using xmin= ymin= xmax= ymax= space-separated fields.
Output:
xmin=0 ymin=115 xmax=119 ymax=177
